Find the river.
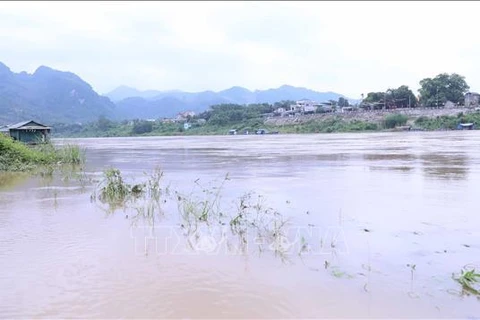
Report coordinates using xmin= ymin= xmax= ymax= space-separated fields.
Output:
xmin=0 ymin=132 xmax=479 ymax=318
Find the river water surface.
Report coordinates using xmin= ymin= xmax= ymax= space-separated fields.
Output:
xmin=1 ymin=132 xmax=479 ymax=318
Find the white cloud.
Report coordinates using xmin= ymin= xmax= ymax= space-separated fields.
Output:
xmin=1 ymin=1 xmax=480 ymax=98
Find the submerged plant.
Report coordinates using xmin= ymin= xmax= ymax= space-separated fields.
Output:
xmin=173 ymin=173 xmax=293 ymax=258
xmin=91 ymin=168 xmax=145 ymax=210
xmin=91 ymin=166 xmax=169 ymax=225
xmin=330 ymin=266 xmax=355 ymax=279
xmin=55 ymin=144 xmax=86 ymax=165
xmin=454 ymin=266 xmax=480 ymax=296
xmin=98 ymin=168 xmax=132 ymax=204
xmin=176 ymin=174 xmax=229 ymax=229
xmin=131 ymin=167 xmax=169 ymax=226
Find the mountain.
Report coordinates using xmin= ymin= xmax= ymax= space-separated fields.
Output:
xmin=111 ymin=84 xmax=350 ymax=120
xmin=0 ymin=62 xmax=116 ymax=124
xmin=106 ymin=85 xmax=163 ymax=102
xmin=0 ymin=61 xmax=354 ymax=124
xmin=218 ymin=86 xmax=256 ymax=104
xmin=116 ymin=96 xmax=194 ymax=119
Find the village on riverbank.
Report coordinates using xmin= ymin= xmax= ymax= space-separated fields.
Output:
xmin=2 ymin=73 xmax=480 ymax=139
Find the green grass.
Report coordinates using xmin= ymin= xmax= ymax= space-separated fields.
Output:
xmin=278 ymin=117 xmax=379 ymax=134
xmin=454 ymin=267 xmax=480 ymax=296
xmin=414 ymin=112 xmax=480 ymax=130
xmin=92 ymin=168 xmax=143 ymax=208
xmin=91 ymin=167 xmax=167 ymax=216
xmin=0 ymin=134 xmax=85 ymax=172
xmin=55 ymin=144 xmax=86 ymax=164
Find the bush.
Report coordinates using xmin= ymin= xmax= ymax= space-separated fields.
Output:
xmin=364 ymin=123 xmax=379 ymax=131
xmin=384 ymin=114 xmax=408 ymax=129
xmin=415 ymin=116 xmax=428 ymax=124
xmin=132 ymin=121 xmax=153 ymax=134
xmin=0 ymin=134 xmax=85 ymax=171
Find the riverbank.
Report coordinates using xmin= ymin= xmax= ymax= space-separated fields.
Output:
xmin=0 ymin=134 xmax=85 ymax=171
xmin=51 ymin=107 xmax=480 ymax=138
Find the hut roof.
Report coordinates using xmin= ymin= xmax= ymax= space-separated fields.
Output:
xmin=8 ymin=120 xmax=51 ymax=130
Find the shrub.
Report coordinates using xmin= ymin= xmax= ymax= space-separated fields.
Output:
xmin=415 ymin=116 xmax=428 ymax=124
xmin=132 ymin=121 xmax=153 ymax=134
xmin=0 ymin=134 xmax=85 ymax=171
xmin=384 ymin=114 xmax=408 ymax=129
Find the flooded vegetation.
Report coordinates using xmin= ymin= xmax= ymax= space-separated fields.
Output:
xmin=0 ymin=134 xmax=85 ymax=172
xmin=455 ymin=266 xmax=480 ymax=296
xmin=1 ymin=132 xmax=480 ymax=318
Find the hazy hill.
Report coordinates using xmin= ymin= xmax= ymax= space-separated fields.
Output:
xmin=105 ymin=85 xmax=163 ymax=102
xmin=0 ymin=61 xmax=354 ymax=124
xmin=110 ymin=84 xmax=350 ymax=120
xmin=0 ymin=62 xmax=116 ymax=124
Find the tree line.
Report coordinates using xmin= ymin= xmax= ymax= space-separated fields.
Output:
xmin=362 ymin=73 xmax=470 ymax=108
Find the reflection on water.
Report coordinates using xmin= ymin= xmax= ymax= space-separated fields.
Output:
xmin=421 ymin=152 xmax=469 ymax=180
xmin=0 ymin=172 xmax=29 ymax=190
xmin=1 ymin=131 xmax=480 ymax=318
xmin=364 ymin=153 xmax=416 ymax=162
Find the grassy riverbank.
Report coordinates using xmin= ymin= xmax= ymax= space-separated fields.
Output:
xmin=0 ymin=134 xmax=85 ymax=171
xmin=51 ymin=116 xmax=385 ymax=137
xmin=50 ymin=108 xmax=480 ymax=138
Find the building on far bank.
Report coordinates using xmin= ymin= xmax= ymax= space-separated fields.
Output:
xmin=444 ymin=101 xmax=457 ymax=109
xmin=176 ymin=111 xmax=196 ymax=122
xmin=287 ymin=100 xmax=319 ymax=115
xmin=465 ymin=92 xmax=480 ymax=108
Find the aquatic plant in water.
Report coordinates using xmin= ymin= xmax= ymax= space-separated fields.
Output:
xmin=91 ymin=166 xmax=169 ymax=219
xmin=174 ymin=175 xmax=291 ymax=259
xmin=91 ymin=167 xmax=308 ymax=262
xmin=91 ymin=168 xmax=144 ymax=209
xmin=454 ymin=266 xmax=480 ymax=296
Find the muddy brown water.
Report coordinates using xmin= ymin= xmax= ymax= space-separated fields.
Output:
xmin=1 ymin=132 xmax=479 ymax=318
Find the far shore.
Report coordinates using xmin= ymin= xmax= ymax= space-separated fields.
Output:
xmin=50 ymin=106 xmax=479 ymax=138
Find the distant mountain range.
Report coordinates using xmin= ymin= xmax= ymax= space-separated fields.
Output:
xmin=0 ymin=62 xmax=115 ymax=124
xmin=0 ymin=61 xmax=354 ymax=124
xmin=107 ymin=85 xmax=352 ymax=119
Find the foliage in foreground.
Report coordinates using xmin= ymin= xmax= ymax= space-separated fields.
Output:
xmin=90 ymin=168 xmax=292 ymax=259
xmin=454 ymin=267 xmax=480 ymax=296
xmin=0 ymin=134 xmax=85 ymax=171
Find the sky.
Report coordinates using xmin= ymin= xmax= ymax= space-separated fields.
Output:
xmin=1 ymin=1 xmax=479 ymax=99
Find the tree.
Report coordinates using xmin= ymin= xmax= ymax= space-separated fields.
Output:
xmin=363 ymin=86 xmax=417 ymax=108
xmin=132 ymin=120 xmax=153 ymax=134
xmin=418 ymin=73 xmax=469 ymax=107
xmin=95 ymin=115 xmax=113 ymax=131
xmin=363 ymin=92 xmax=384 ymax=103
xmin=338 ymin=97 xmax=349 ymax=107
xmin=388 ymin=85 xmax=417 ymax=108
xmin=328 ymin=100 xmax=337 ymax=107
xmin=273 ymin=100 xmax=295 ymax=110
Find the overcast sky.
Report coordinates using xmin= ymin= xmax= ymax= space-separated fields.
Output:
xmin=1 ymin=1 xmax=479 ymax=98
